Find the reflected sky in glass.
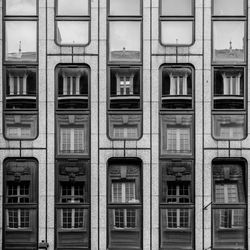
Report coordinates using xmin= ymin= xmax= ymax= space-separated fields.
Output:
xmin=6 ymin=21 xmax=37 ymax=61
xmin=109 ymin=21 xmax=141 ymax=61
xmin=57 ymin=21 xmax=89 ymax=45
xmin=6 ymin=0 xmax=36 ymax=15
xmin=161 ymin=21 xmax=193 ymax=45
xmin=161 ymin=0 xmax=192 ymax=15
xmin=213 ymin=0 xmax=244 ymax=15
xmin=109 ymin=0 xmax=140 ymax=15
xmin=57 ymin=0 xmax=89 ymax=15
xmin=213 ymin=21 xmax=245 ymax=62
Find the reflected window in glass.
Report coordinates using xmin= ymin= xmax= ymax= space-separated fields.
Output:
xmin=57 ymin=0 xmax=89 ymax=16
xmin=109 ymin=0 xmax=141 ymax=15
xmin=161 ymin=0 xmax=192 ymax=16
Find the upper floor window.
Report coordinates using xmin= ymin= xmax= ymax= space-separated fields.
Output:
xmin=161 ymin=66 xmax=193 ymax=109
xmin=160 ymin=161 xmax=194 ymax=249
xmin=5 ymin=0 xmax=37 ymax=15
xmin=109 ymin=21 xmax=141 ymax=62
xmin=55 ymin=0 xmax=90 ymax=46
xmin=212 ymin=160 xmax=247 ymax=249
xmin=3 ymin=159 xmax=38 ymax=249
xmin=56 ymin=160 xmax=90 ymax=249
xmin=5 ymin=21 xmax=37 ymax=62
xmin=109 ymin=67 xmax=141 ymax=109
xmin=5 ymin=67 xmax=37 ymax=110
xmin=108 ymin=160 xmax=142 ymax=249
xmin=108 ymin=0 xmax=141 ymax=16
xmin=213 ymin=21 xmax=245 ymax=63
xmin=213 ymin=0 xmax=245 ymax=16
xmin=57 ymin=114 xmax=89 ymax=156
xmin=213 ymin=67 xmax=244 ymax=109
xmin=160 ymin=0 xmax=194 ymax=46
xmin=161 ymin=115 xmax=193 ymax=156
xmin=56 ymin=65 xmax=89 ymax=110
xmin=109 ymin=114 xmax=142 ymax=140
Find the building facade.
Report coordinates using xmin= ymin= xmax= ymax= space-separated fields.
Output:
xmin=0 ymin=0 xmax=249 ymax=249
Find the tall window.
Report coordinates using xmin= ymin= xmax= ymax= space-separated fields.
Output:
xmin=212 ymin=1 xmax=247 ymax=140
xmin=160 ymin=0 xmax=194 ymax=45
xmin=3 ymin=159 xmax=38 ymax=249
xmin=55 ymin=0 xmax=90 ymax=45
xmin=161 ymin=115 xmax=193 ymax=156
xmin=212 ymin=160 xmax=247 ymax=249
xmin=107 ymin=1 xmax=142 ymax=140
xmin=160 ymin=161 xmax=194 ymax=249
xmin=56 ymin=160 xmax=90 ymax=249
xmin=3 ymin=0 xmax=38 ymax=140
xmin=108 ymin=160 xmax=142 ymax=249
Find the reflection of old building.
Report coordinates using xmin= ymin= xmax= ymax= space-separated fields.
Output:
xmin=0 ymin=0 xmax=250 ymax=250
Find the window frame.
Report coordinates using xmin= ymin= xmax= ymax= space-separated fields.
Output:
xmin=160 ymin=65 xmax=194 ymax=110
xmin=159 ymin=0 xmax=195 ymax=46
xmin=211 ymin=158 xmax=247 ymax=249
xmin=3 ymin=158 xmax=38 ymax=249
xmin=55 ymin=64 xmax=90 ymax=111
xmin=55 ymin=159 xmax=90 ymax=249
xmin=159 ymin=160 xmax=194 ymax=249
xmin=107 ymin=158 xmax=143 ymax=249
xmin=54 ymin=0 xmax=91 ymax=47
xmin=108 ymin=66 xmax=142 ymax=111
xmin=212 ymin=66 xmax=245 ymax=110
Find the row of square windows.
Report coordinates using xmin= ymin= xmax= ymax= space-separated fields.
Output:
xmin=2 ymin=0 xmax=248 ymax=56
xmin=2 ymin=158 xmax=247 ymax=249
xmin=2 ymin=65 xmax=247 ymax=142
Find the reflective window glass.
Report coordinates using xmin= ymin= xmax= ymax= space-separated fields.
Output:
xmin=109 ymin=0 xmax=140 ymax=15
xmin=109 ymin=21 xmax=141 ymax=61
xmin=213 ymin=21 xmax=245 ymax=62
xmin=56 ymin=21 xmax=89 ymax=45
xmin=6 ymin=0 xmax=36 ymax=15
xmin=161 ymin=21 xmax=193 ymax=45
xmin=213 ymin=0 xmax=244 ymax=15
xmin=5 ymin=21 xmax=37 ymax=61
xmin=161 ymin=0 xmax=192 ymax=16
xmin=57 ymin=0 xmax=89 ymax=16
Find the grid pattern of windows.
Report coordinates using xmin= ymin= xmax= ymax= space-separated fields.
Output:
xmin=114 ymin=209 xmax=136 ymax=228
xmin=164 ymin=208 xmax=190 ymax=228
xmin=7 ymin=209 xmax=30 ymax=229
xmin=61 ymin=208 xmax=87 ymax=229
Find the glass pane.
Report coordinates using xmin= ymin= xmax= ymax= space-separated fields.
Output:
xmin=214 ymin=68 xmax=244 ymax=109
xmin=108 ymin=208 xmax=141 ymax=248
xmin=161 ymin=21 xmax=193 ymax=45
xmin=213 ymin=114 xmax=246 ymax=140
xmin=5 ymin=114 xmax=37 ymax=139
xmin=57 ymin=0 xmax=89 ymax=15
xmin=109 ymin=21 xmax=141 ymax=61
xmin=6 ymin=0 xmax=36 ymax=15
xmin=109 ymin=114 xmax=142 ymax=139
xmin=161 ymin=0 xmax=192 ymax=15
xmin=213 ymin=209 xmax=245 ymax=248
xmin=160 ymin=208 xmax=193 ymax=249
xmin=213 ymin=0 xmax=244 ymax=15
xmin=56 ymin=21 xmax=89 ymax=45
xmin=109 ymin=0 xmax=140 ymax=15
xmin=213 ymin=21 xmax=245 ymax=62
xmin=6 ymin=68 xmax=37 ymax=110
xmin=5 ymin=21 xmax=37 ymax=61
xmin=161 ymin=115 xmax=193 ymax=155
xmin=57 ymin=67 xmax=89 ymax=109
